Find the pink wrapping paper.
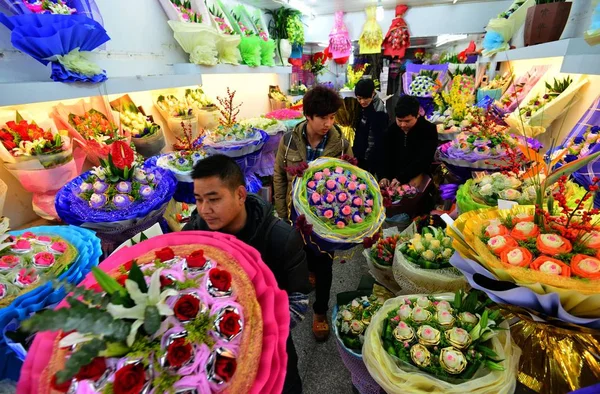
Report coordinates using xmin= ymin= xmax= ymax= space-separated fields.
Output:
xmin=17 ymin=231 xmax=289 ymax=394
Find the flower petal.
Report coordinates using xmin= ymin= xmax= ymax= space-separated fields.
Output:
xmin=147 ymin=268 xmax=163 ymax=304
xmin=125 ymin=279 xmax=147 ymax=306
xmin=59 ymin=332 xmax=95 ymax=348
xmin=127 ymin=320 xmax=144 ymax=347
xmin=156 ymin=302 xmax=174 ymax=317
xmin=107 ymin=303 xmax=145 ymax=320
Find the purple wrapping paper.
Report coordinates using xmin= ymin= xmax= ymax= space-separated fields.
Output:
xmin=449 ymin=253 xmax=600 ymax=329
xmin=256 ymin=131 xmax=283 ymax=177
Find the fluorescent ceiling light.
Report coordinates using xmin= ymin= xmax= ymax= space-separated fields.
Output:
xmin=318 ymin=42 xmax=329 ymax=47
xmin=453 ymin=0 xmax=458 ymax=4
xmin=376 ymin=5 xmax=384 ymax=21
xmin=436 ymin=34 xmax=468 ymax=47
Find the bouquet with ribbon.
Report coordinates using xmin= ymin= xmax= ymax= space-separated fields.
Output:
xmin=205 ymin=0 xmax=242 ymax=65
xmin=157 ymin=0 xmax=219 ymax=66
xmin=291 ymin=157 xmax=385 ymax=253
xmin=362 ymin=291 xmax=520 ymax=393
xmin=393 ymin=223 xmax=466 ymax=294
xmin=0 ymin=110 xmax=84 ymax=220
xmin=228 ymin=4 xmax=275 ymax=67
xmin=51 ymin=96 xmax=127 ymax=166
xmin=383 ymin=5 xmax=410 ymax=59
xmin=482 ymin=0 xmax=535 ymax=57
xmin=215 ymin=1 xmax=262 ymax=67
xmin=55 ymin=141 xmax=177 ymax=254
xmin=0 ymin=0 xmax=109 ymax=82
xmin=110 ymin=95 xmax=166 ymax=158
xmin=505 ymin=75 xmax=589 ymax=137
xmin=0 ymin=218 xmax=101 ymax=380
xmin=17 ymin=231 xmax=290 ymax=394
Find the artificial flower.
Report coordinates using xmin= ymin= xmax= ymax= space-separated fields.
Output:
xmin=500 ymin=247 xmax=533 ymax=268
xmin=530 ymin=256 xmax=571 ymax=277
xmin=536 ymin=234 xmax=573 ymax=255
xmin=570 ymin=255 xmax=600 ymax=280
xmin=173 ymin=294 xmax=201 ymax=322
xmin=166 ymin=338 xmax=193 ymax=368
xmin=510 ymin=222 xmax=540 ymax=241
xmin=486 ymin=235 xmax=517 ymax=256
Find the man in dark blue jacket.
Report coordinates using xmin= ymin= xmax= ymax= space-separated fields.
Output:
xmin=353 ymin=79 xmax=389 ymax=178
xmin=183 ymin=155 xmax=310 ymax=394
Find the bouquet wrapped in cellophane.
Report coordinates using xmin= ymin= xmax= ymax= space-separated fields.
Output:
xmin=477 ymin=72 xmax=513 ymax=103
xmin=185 ymin=87 xmax=220 ymax=130
xmin=205 ymin=0 xmax=242 ymax=65
xmin=0 ymin=0 xmax=110 ymax=82
xmin=157 ymin=0 xmax=220 ymax=66
xmin=16 ymin=231 xmax=290 ymax=394
xmin=0 ymin=110 xmax=85 ymax=220
xmin=362 ymin=228 xmax=408 ymax=294
xmin=0 ymin=218 xmax=101 ymax=377
xmin=51 ymin=96 xmax=127 ymax=166
xmin=496 ymin=65 xmax=549 ymax=114
xmin=362 ymin=291 xmax=520 ymax=394
xmin=291 ymin=157 xmax=385 ymax=252
xmin=482 ymin=0 xmax=535 ymax=57
xmin=154 ymin=92 xmax=199 ymax=140
xmin=505 ymin=74 xmax=589 ymax=137
xmin=110 ymin=95 xmax=166 ymax=158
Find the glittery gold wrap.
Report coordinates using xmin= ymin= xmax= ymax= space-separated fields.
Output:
xmin=448 ymin=205 xmax=600 ymax=318
xmin=503 ymin=305 xmax=600 ymax=393
xmin=359 ymin=6 xmax=383 ymax=54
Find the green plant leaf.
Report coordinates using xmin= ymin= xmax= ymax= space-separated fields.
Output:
xmin=92 ymin=267 xmax=127 ymax=297
xmin=55 ymin=338 xmax=107 ymax=384
xmin=484 ymin=359 xmax=505 ymax=371
xmin=127 ymin=261 xmax=148 ymax=293
xmin=22 ymin=298 xmax=130 ymax=341
xmin=144 ymin=305 xmax=161 ymax=336
xmin=101 ymin=341 xmax=130 ymax=358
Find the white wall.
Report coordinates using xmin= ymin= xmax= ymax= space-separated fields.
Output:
xmin=304 ymin=1 xmax=513 ymax=43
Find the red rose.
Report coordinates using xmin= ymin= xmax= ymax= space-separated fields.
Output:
xmin=155 ymin=247 xmax=175 ymax=262
xmin=219 ymin=311 xmax=241 ymax=337
xmin=160 ymin=275 xmax=174 ymax=288
xmin=123 ymin=260 xmax=134 ymax=271
xmin=110 ymin=140 xmax=135 ymax=170
xmin=75 ymin=357 xmax=107 ymax=382
xmin=209 ymin=268 xmax=232 ymax=292
xmin=215 ymin=354 xmax=237 ymax=382
xmin=116 ymin=274 xmax=128 ymax=286
xmin=2 ymin=140 xmax=16 ymax=150
xmin=166 ymin=338 xmax=193 ymax=368
xmin=51 ymin=374 xmax=72 ymax=393
xmin=113 ymin=363 xmax=145 ymax=394
xmin=173 ymin=294 xmax=200 ymax=321
xmin=187 ymin=250 xmax=207 ymax=268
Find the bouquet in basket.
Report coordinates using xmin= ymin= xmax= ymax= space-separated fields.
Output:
xmin=0 ymin=111 xmax=82 ymax=220
xmin=382 ymin=183 xmax=418 ymax=208
xmin=335 ymin=294 xmax=386 ymax=353
xmin=17 ymin=231 xmax=290 ymax=394
xmin=362 ymin=291 xmax=519 ymax=394
xmin=291 ymin=157 xmax=385 ymax=252
xmin=393 ymin=225 xmax=466 ymax=294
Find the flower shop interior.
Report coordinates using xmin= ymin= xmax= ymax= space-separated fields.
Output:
xmin=1 ymin=0 xmax=600 ymax=394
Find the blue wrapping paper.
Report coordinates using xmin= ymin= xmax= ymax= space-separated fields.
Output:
xmin=449 ymin=253 xmax=600 ymax=329
xmin=0 ymin=0 xmax=104 ymax=24
xmin=0 ymin=13 xmax=109 ymax=82
xmin=0 ymin=225 xmax=101 ymax=379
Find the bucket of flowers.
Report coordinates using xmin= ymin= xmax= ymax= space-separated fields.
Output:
xmin=362 ymin=228 xmax=408 ymax=294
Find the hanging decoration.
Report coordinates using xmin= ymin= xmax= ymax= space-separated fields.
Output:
xmin=382 ymin=5 xmax=410 ymax=59
xmin=328 ymin=11 xmax=352 ymax=61
xmin=359 ymin=6 xmax=383 ymax=55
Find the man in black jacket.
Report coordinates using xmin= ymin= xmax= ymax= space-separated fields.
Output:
xmin=183 ymin=155 xmax=310 ymax=394
xmin=353 ymin=79 xmax=388 ymax=178
xmin=380 ymin=95 xmax=438 ymax=188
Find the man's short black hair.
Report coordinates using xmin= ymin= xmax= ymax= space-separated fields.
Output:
xmin=395 ymin=95 xmax=421 ymax=118
xmin=191 ymin=154 xmax=245 ymax=190
xmin=303 ymin=85 xmax=343 ymax=118
xmin=355 ymin=79 xmax=375 ymax=98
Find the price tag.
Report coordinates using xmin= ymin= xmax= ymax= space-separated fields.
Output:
xmin=498 ymin=199 xmax=518 ymax=211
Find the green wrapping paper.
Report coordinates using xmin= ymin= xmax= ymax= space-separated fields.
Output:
xmin=457 ymin=180 xmax=488 ymax=214
xmin=239 ymin=35 xmax=262 ymax=67
xmin=260 ymin=38 xmax=276 ymax=66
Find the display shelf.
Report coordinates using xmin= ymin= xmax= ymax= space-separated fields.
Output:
xmin=479 ymin=38 xmax=600 ymax=75
xmin=0 ymin=64 xmax=292 ymax=107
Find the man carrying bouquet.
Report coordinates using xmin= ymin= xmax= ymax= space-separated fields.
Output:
xmin=184 ymin=155 xmax=310 ymax=394
xmin=274 ymin=85 xmax=353 ymax=342
xmin=379 ymin=95 xmax=438 ymax=211
xmin=353 ymin=78 xmax=389 ymax=178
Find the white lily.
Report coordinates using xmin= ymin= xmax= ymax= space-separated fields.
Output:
xmin=59 ymin=332 xmax=97 ymax=348
xmin=107 ymin=269 xmax=178 ymax=346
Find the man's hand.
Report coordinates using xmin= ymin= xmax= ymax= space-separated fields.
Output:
xmin=379 ymin=178 xmax=390 ymax=188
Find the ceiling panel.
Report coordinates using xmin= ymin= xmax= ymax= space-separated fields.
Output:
xmin=241 ymin=0 xmax=508 ymax=15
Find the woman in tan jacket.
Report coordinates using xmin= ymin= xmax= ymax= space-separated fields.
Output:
xmin=274 ymin=86 xmax=353 ymax=341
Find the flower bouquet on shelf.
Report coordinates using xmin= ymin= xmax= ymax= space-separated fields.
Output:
xmin=393 ymin=224 xmax=466 ymax=294
xmin=0 ymin=0 xmax=110 ymax=82
xmin=585 ymin=0 xmax=600 ymax=45
xmin=362 ymin=228 xmax=409 ymax=294
xmin=496 ymin=65 xmax=549 ymax=113
xmin=55 ymin=141 xmax=177 ymax=254
xmin=291 ymin=157 xmax=385 ymax=253
xmin=0 ymin=110 xmax=84 ymax=220
xmin=265 ymin=108 xmax=304 ymax=130
xmin=157 ymin=0 xmax=219 ymax=66
xmin=268 ymin=85 xmax=291 ymax=111
xmin=362 ymin=290 xmax=520 ymax=394
xmin=205 ymin=0 xmax=242 ymax=65
xmin=51 ymin=96 xmax=126 ymax=166
xmin=446 ymin=65 xmax=477 ymax=94
xmin=203 ymin=88 xmax=269 ymax=159
xmin=303 ymin=52 xmax=329 ymax=81
xmin=482 ymin=0 xmax=535 ymax=57
xmin=232 ymin=4 xmax=276 ymax=67
xmin=16 ymin=231 xmax=291 ymax=394
xmin=110 ymin=95 xmax=165 ymax=158
xmin=0 ymin=217 xmax=101 ymax=379
xmin=342 ymin=63 xmax=370 ymax=92
xmin=185 ymin=87 xmax=220 ymax=130
xmin=154 ymin=93 xmax=199 ymax=140
xmin=240 ymin=117 xmax=286 ymax=177
xmin=217 ymin=1 xmax=262 ymax=67
xmin=505 ymin=75 xmax=589 ymax=137
xmin=288 ymin=82 xmax=307 ymax=96
xmin=477 ymin=72 xmax=513 ymax=103
xmin=403 ymin=63 xmax=448 ymax=98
